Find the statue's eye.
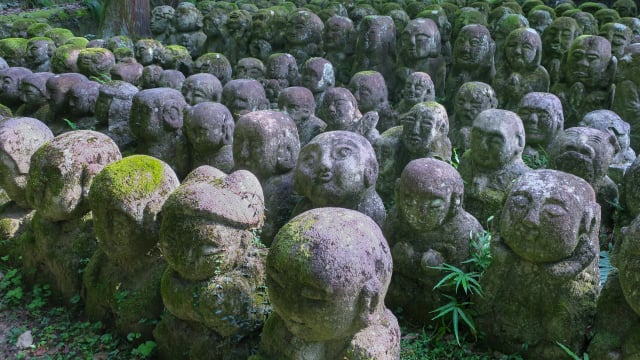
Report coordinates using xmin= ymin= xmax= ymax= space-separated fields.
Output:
xmin=542 ymin=203 xmax=567 ymax=217
xmin=336 ymin=147 xmax=352 ymax=159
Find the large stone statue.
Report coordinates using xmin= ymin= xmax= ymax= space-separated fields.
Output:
xmin=221 ymin=79 xmax=269 ymax=121
xmin=253 ymin=207 xmax=400 ymax=360
xmin=83 ymin=155 xmax=179 ymax=341
xmin=285 ymin=9 xmax=324 ymax=70
xmin=317 ymin=87 xmax=379 ymax=143
xmin=475 ymin=169 xmax=600 ymax=359
xmin=395 ymin=72 xmax=435 ymax=115
xmin=22 ymin=131 xmax=121 ymax=299
xmin=155 ymin=167 xmax=269 ymax=359
xmin=181 ymin=73 xmax=222 ymax=105
xmin=352 ymin=16 xmax=397 ymax=94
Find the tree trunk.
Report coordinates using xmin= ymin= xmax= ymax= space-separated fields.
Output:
xmin=99 ymin=0 xmax=152 ymax=40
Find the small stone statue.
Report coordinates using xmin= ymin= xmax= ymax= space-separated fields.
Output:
xmin=384 ymin=158 xmax=483 ymax=325
xmin=221 ymin=79 xmax=270 ymax=121
xmin=285 ymin=9 xmax=324 ymax=70
xmin=300 ymin=57 xmax=335 ymax=113
xmin=352 ymin=15 xmax=397 ymax=96
xmin=449 ymin=81 xmax=498 ymax=152
xmin=201 ymin=8 xmax=228 ymax=55
xmin=517 ymin=92 xmax=564 ymax=167
xmin=223 ymin=9 xmax=253 ymax=65
xmin=150 ymin=5 xmax=175 ymax=44
xmin=67 ymin=80 xmax=101 ymax=130
xmin=157 ymin=69 xmax=186 ymax=90
xmin=155 ymin=167 xmax=269 ymax=359
xmin=293 ymin=130 xmax=386 ymax=226
xmin=551 ymin=35 xmax=617 ymax=127
xmin=26 ymin=37 xmax=55 ymax=72
xmin=262 ymin=53 xmax=299 ymax=108
xmin=493 ymin=28 xmax=550 ymax=111
xmin=323 ymin=15 xmax=355 ymax=86
xmin=45 ymin=72 xmax=87 ymax=129
xmin=317 ymin=87 xmax=379 ymax=143
xmin=253 ymin=207 xmax=400 ymax=360
xmin=193 ymin=52 xmax=231 ymax=84
xmin=0 ymin=67 xmax=33 ymax=112
xmin=235 ymin=57 xmax=265 ymax=80
xmin=15 ymin=72 xmax=53 ymax=122
xmin=129 ymin=88 xmax=189 ymax=178
xmin=183 ymin=101 xmax=234 ymax=173
xmin=170 ymin=2 xmax=206 ymax=59
xmin=134 ymin=39 xmax=163 ymax=67
xmin=599 ymin=22 xmax=632 ymax=60
xmin=458 ymin=109 xmax=530 ymax=225
xmin=22 ymin=131 xmax=121 ymax=299
xmin=278 ymin=86 xmax=326 ymax=146
xmin=445 ymin=24 xmax=496 ymax=112
xmin=548 ymin=127 xmax=619 ymax=245
xmin=233 ymin=110 xmax=300 ymax=245
xmin=77 ymin=48 xmax=116 ymax=81
xmin=349 ymin=71 xmax=398 ymax=132
xmin=83 ymin=155 xmax=179 ymax=341
xmin=95 ymin=80 xmax=139 ymax=150
xmin=475 ymin=169 xmax=600 ymax=359
xmin=395 ymin=72 xmax=435 ymax=115
xmin=181 ymin=73 xmax=222 ymax=105
xmin=541 ymin=17 xmax=582 ymax=88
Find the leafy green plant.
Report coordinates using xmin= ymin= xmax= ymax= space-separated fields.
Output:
xmin=556 ymin=342 xmax=589 ymax=360
xmin=63 ymin=118 xmax=78 ymax=130
xmin=522 ymin=146 xmax=549 ymax=169
xmin=448 ymin=148 xmax=461 ymax=169
xmin=89 ymin=72 xmax=112 ymax=84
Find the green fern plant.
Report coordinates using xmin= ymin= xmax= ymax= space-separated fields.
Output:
xmin=556 ymin=341 xmax=589 ymax=360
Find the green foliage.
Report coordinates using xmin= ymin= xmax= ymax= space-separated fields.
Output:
xmin=447 ymin=148 xmax=461 ymax=169
xmin=63 ymin=118 xmax=78 ymax=130
xmin=556 ymin=342 xmax=590 ymax=360
xmin=89 ymin=72 xmax=111 ymax=84
xmin=132 ymin=340 xmax=157 ymax=358
xmin=522 ymin=146 xmax=549 ymax=169
xmin=430 ymin=221 xmax=494 ymax=346
xmin=84 ymin=0 xmax=105 ymax=22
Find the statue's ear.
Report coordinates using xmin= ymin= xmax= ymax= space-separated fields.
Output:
xmin=358 ymin=278 xmax=382 ymax=327
xmin=163 ymin=104 xmax=183 ymax=130
xmin=606 ymin=56 xmax=617 ymax=85
xmin=81 ymin=163 xmax=103 ymax=197
xmin=580 ymin=205 xmax=599 ymax=236
xmin=449 ymin=192 xmax=462 ymax=217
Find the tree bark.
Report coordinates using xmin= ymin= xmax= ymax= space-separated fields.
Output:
xmin=99 ymin=0 xmax=152 ymax=40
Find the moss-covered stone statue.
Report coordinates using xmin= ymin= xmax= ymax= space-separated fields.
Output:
xmin=221 ymin=79 xmax=269 ymax=121
xmin=352 ymin=15 xmax=397 ymax=96
xmin=474 ymin=169 xmax=600 ymax=359
xmin=300 ymin=57 xmax=335 ymax=113
xmin=26 ymin=37 xmax=56 ymax=73
xmin=323 ymin=15 xmax=355 ymax=86
xmin=449 ymin=81 xmax=498 ymax=152
xmin=154 ymin=166 xmax=269 ymax=359
xmin=384 ymin=158 xmax=483 ymax=326
xmin=95 ymin=80 xmax=138 ymax=150
xmin=252 ymin=207 xmax=400 ymax=360
xmin=181 ymin=72 xmax=223 ymax=105
xmin=129 ymin=88 xmax=189 ymax=179
xmin=542 ymin=17 xmax=582 ymax=88
xmin=83 ymin=155 xmax=179 ymax=342
xmin=395 ymin=71 xmax=435 ymax=115
xmin=15 ymin=72 xmax=54 ymax=122
xmin=76 ymin=48 xmax=116 ymax=81
xmin=317 ymin=87 xmax=379 ymax=143
xmin=21 ymin=130 xmax=121 ymax=300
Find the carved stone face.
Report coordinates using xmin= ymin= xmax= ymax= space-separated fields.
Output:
xmin=324 ymin=16 xmax=353 ymax=49
xmin=614 ymin=0 xmax=637 ymax=18
xmin=401 ymin=102 xmax=448 ymax=157
xmin=150 ymin=6 xmax=175 ymax=35
xmin=301 ymin=58 xmax=334 ymax=93
xmin=528 ymin=9 xmax=553 ymax=35
xmin=46 ymin=73 xmax=87 ymax=114
xmin=397 ymin=158 xmax=461 ymax=231
xmin=402 ymin=18 xmax=440 ymax=59
xmin=504 ymin=28 xmax=541 ymax=71
xmin=359 ymin=16 xmax=394 ymax=54
xmin=181 ymin=73 xmax=222 ymax=105
xmin=184 ymin=102 xmax=234 ymax=152
xmin=203 ymin=10 xmax=227 ymax=37
xmin=0 ymin=67 xmax=31 ymax=105
xmin=278 ymin=87 xmax=315 ymax=124
xmin=286 ymin=10 xmax=321 ymax=44
xmin=598 ymin=22 xmax=632 ymax=59
xmin=233 ymin=110 xmax=299 ymax=180
xmin=579 ymin=110 xmax=630 ymax=153
xmin=594 ymin=9 xmax=620 ymax=30
xmin=319 ymin=88 xmax=359 ymax=132
xmin=134 ymin=39 xmax=160 ymax=66
xmin=77 ymin=48 xmax=116 ymax=79
xmin=454 ymin=82 xmax=497 ymax=127
xmin=295 ymin=131 xmax=376 ymax=208
xmin=221 ymin=79 xmax=268 ymax=120
xmin=20 ymin=73 xmax=51 ymax=106
xmin=549 ymin=127 xmax=616 ymax=185
xmin=68 ymin=80 xmax=100 ymax=117
xmin=470 ymin=109 xmax=525 ymax=170
xmin=518 ymin=92 xmax=563 ymax=147
xmin=501 ymin=169 xmax=595 ymax=263
xmin=454 ymin=24 xmax=494 ymax=67
xmin=571 ymin=11 xmax=598 ymax=35
xmin=130 ymin=88 xmax=186 ymax=142
xmin=542 ymin=17 xmax=581 ymax=57
xmin=565 ymin=35 xmax=612 ymax=88
xmin=26 ymin=40 xmax=51 ymax=66
xmin=349 ymin=71 xmax=387 ymax=113
xmin=173 ymin=3 xmax=202 ymax=32
xmin=402 ymin=72 xmax=435 ymax=105
xmin=235 ymin=58 xmax=265 ymax=80
xmin=267 ymin=208 xmax=391 ymax=342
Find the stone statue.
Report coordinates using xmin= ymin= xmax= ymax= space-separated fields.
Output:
xmin=458 ymin=109 xmax=530 ymax=225
xmin=445 ymin=24 xmax=496 ymax=112
xmin=77 ymin=48 xmax=116 ymax=81
xmin=323 ymin=15 xmax=355 ymax=86
xmin=548 ymin=127 xmax=619 ymax=246
xmin=26 ymin=37 xmax=55 ymax=72
xmin=599 ymin=22 xmax=632 ymax=60
xmin=551 ymin=35 xmax=617 ymax=127
xmin=83 ymin=155 xmax=179 ymax=341
xmin=612 ymin=43 xmax=640 ymax=150
xmin=235 ymin=57 xmax=265 ymax=81
xmin=45 ymin=72 xmax=87 ymax=130
xmin=254 ymin=207 xmax=400 ymax=360
xmin=15 ymin=72 xmax=53 ymax=122
xmin=183 ymin=101 xmax=234 ymax=173
xmin=493 ymin=28 xmax=549 ymax=111
xmin=293 ymin=130 xmax=386 ymax=226
xmin=202 ymin=8 xmax=228 ymax=55
xmin=613 ymin=0 xmax=637 ymax=18
xmin=0 ymin=67 xmax=32 ymax=112
xmin=157 ymin=69 xmax=186 ymax=90
xmin=22 ymin=131 xmax=121 ymax=299
xmin=157 ymin=45 xmax=192 ymax=75
xmin=193 ymin=52 xmax=232 ymax=84
xmin=233 ymin=110 xmax=300 ymax=245
xmin=349 ymin=71 xmax=398 ymax=132
xmin=129 ymin=88 xmax=189 ymax=178
xmin=317 ymin=87 xmax=379 ymax=143
xmin=155 ymin=167 xmax=269 ymax=359
xmin=170 ymin=2 xmax=206 ymax=58
xmin=150 ymin=5 xmax=175 ymax=44
xmin=140 ymin=65 xmax=162 ymax=89
xmin=134 ymin=39 xmax=163 ymax=67
xmin=223 ymin=9 xmax=253 ymax=65
xmin=449 ymin=81 xmax=498 ymax=152
xmin=517 ymin=92 xmax=564 ymax=167
xmin=181 ymin=73 xmax=222 ymax=105
xmin=397 ymin=18 xmax=446 ymax=99
xmin=67 ymin=80 xmax=101 ymax=130
xmin=221 ymin=79 xmax=269 ymax=121
xmin=263 ymin=53 xmax=299 ymax=108
xmin=95 ymin=80 xmax=139 ymax=150
xmin=278 ymin=86 xmax=326 ymax=146
xmin=285 ymin=9 xmax=324 ymax=70
xmin=384 ymin=158 xmax=483 ymax=325
xmin=541 ymin=17 xmax=582 ymax=88
xmin=300 ymin=57 xmax=335 ymax=113
xmin=475 ymin=169 xmax=600 ymax=358
xmin=352 ymin=16 xmax=396 ymax=96
xmin=395 ymin=72 xmax=435 ymax=115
